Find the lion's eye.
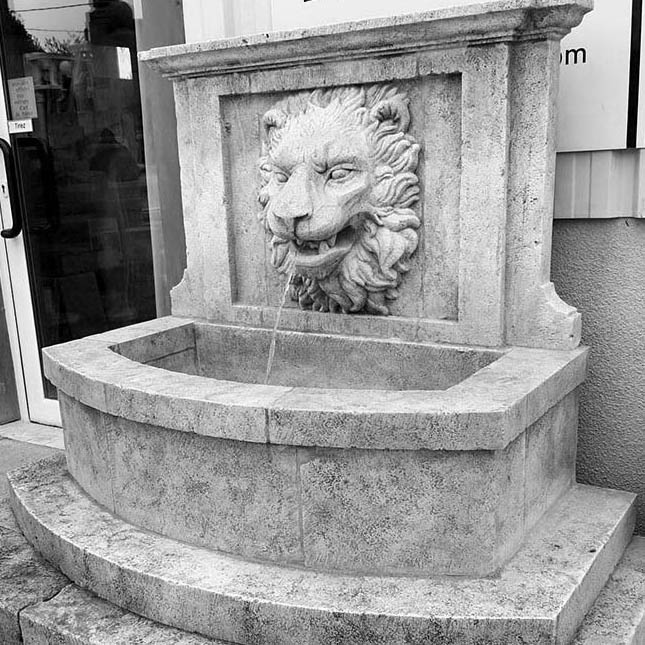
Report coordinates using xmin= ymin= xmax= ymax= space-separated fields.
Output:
xmin=328 ymin=167 xmax=354 ymax=181
xmin=260 ymin=163 xmax=289 ymax=183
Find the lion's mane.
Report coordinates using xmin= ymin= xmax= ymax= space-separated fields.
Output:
xmin=259 ymin=84 xmax=421 ymax=315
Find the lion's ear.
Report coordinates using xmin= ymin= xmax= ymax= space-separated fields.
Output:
xmin=262 ymin=109 xmax=287 ymax=139
xmin=370 ymin=97 xmax=411 ymax=132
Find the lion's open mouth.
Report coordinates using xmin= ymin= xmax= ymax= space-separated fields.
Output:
xmin=292 ymin=226 xmax=354 ymax=277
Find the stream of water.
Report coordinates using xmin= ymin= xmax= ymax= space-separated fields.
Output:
xmin=264 ymin=273 xmax=294 ymax=385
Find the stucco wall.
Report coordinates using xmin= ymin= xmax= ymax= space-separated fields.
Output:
xmin=551 ymin=218 xmax=645 ymax=534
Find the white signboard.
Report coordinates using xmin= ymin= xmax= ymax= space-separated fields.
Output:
xmin=557 ymin=0 xmax=633 ymax=152
xmin=7 ymin=76 xmax=37 ymax=121
xmin=271 ymin=0 xmax=644 ymax=152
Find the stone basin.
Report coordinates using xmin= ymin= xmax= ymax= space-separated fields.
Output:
xmin=43 ymin=315 xmax=587 ymax=577
xmin=121 ymin=319 xmax=502 ymax=392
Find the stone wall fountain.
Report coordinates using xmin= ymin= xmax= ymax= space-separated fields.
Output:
xmin=7 ymin=1 xmax=639 ymax=643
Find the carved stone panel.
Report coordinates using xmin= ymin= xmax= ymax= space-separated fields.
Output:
xmin=258 ymin=84 xmax=421 ymax=316
xmin=222 ymin=74 xmax=462 ymax=322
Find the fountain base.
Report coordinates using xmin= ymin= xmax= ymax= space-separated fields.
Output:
xmin=9 ymin=454 xmax=635 ymax=645
xmin=41 ymin=316 xmax=588 ymax=578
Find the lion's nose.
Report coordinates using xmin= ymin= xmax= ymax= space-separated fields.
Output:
xmin=272 ymin=169 xmax=312 ymax=231
xmin=273 ymin=206 xmax=309 ymax=241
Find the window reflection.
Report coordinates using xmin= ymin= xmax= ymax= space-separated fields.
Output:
xmin=0 ymin=0 xmax=156 ymax=398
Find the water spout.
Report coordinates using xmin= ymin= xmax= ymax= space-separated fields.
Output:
xmin=265 ymin=273 xmax=294 ymax=385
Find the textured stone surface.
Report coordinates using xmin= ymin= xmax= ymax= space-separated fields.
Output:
xmin=20 ymin=584 xmax=221 ymax=645
xmin=8 ymin=455 xmax=636 ymax=645
xmin=194 ymin=322 xmax=500 ymax=390
xmin=573 ymin=537 xmax=645 ymax=644
xmin=504 ymin=38 xmax=581 ymax=349
xmin=43 ymin=317 xmax=588 ymax=452
xmin=61 ymin=393 xmax=302 ymax=564
xmin=59 ymin=396 xmax=113 ymax=512
xmin=12 ymin=545 xmax=645 ymax=645
xmin=113 ymin=320 xmax=195 ymax=363
xmin=48 ymin=310 xmax=586 ymax=576
xmin=298 ymin=437 xmax=524 ymax=575
xmin=140 ymin=0 xmax=590 ymax=350
xmin=0 ymin=439 xmax=68 ymax=643
xmin=268 ymin=342 xmax=587 ymax=450
xmin=43 ymin=320 xmax=288 ymax=447
xmin=105 ymin=414 xmax=302 ymax=564
xmin=524 ymin=389 xmax=578 ymax=529
xmin=147 ymin=347 xmax=199 ymax=374
xmin=0 ymin=438 xmax=60 ymax=531
xmin=0 ymin=525 xmax=68 ymax=645
xmin=60 ymin=390 xmax=578 ymax=575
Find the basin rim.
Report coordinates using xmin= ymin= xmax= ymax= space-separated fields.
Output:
xmin=43 ymin=316 xmax=588 ymax=452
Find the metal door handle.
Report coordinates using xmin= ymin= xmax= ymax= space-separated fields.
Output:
xmin=0 ymin=138 xmax=23 ymax=238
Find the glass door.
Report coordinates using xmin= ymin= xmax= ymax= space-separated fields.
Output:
xmin=0 ymin=0 xmax=158 ymax=425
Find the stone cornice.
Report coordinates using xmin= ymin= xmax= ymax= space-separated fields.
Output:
xmin=141 ymin=0 xmax=593 ymax=79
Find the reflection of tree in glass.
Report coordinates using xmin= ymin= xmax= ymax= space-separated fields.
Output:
xmin=0 ymin=6 xmax=40 ymax=50
xmin=42 ymin=33 xmax=85 ymax=56
xmin=0 ymin=5 xmax=41 ymax=77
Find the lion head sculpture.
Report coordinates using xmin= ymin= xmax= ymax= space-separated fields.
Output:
xmin=258 ymin=84 xmax=421 ymax=315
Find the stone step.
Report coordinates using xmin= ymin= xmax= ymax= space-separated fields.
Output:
xmin=572 ymin=537 xmax=645 ymax=645
xmin=15 ymin=544 xmax=645 ymax=645
xmin=20 ymin=584 xmax=226 ymax=644
xmin=8 ymin=454 xmax=636 ymax=645
xmin=4 ymin=519 xmax=644 ymax=645
xmin=0 ymin=524 xmax=225 ymax=643
xmin=0 ymin=525 xmax=68 ymax=645
xmin=0 ymin=511 xmax=227 ymax=644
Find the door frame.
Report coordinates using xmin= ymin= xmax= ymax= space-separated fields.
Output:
xmin=0 ymin=76 xmax=61 ymax=427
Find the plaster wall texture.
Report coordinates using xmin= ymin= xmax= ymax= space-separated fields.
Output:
xmin=551 ymin=218 xmax=645 ymax=535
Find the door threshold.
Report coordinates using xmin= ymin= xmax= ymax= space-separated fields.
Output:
xmin=0 ymin=420 xmax=64 ymax=450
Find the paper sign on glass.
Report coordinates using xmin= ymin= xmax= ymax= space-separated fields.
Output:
xmin=7 ymin=77 xmax=38 ymax=120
